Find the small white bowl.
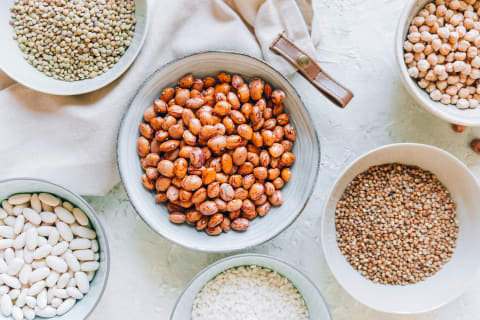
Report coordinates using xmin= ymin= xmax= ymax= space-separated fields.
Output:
xmin=322 ymin=143 xmax=480 ymax=314
xmin=117 ymin=51 xmax=320 ymax=253
xmin=395 ymin=0 xmax=480 ymax=126
xmin=0 ymin=0 xmax=148 ymax=95
xmin=170 ymin=253 xmax=332 ymax=319
xmin=0 ymin=178 xmax=110 ymax=319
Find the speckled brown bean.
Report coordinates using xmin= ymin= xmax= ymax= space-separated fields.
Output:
xmin=251 ymin=132 xmax=263 ymax=148
xmin=261 ymin=130 xmax=275 ymax=147
xmin=179 ymin=74 xmax=194 ymax=88
xmin=264 ymin=182 xmax=275 ymax=196
xmin=155 ymin=193 xmax=168 ymax=203
xmin=196 ymin=216 xmax=208 ymax=230
xmin=204 ymin=76 xmax=216 ymax=88
xmin=146 ymin=167 xmax=159 ymax=181
xmin=168 ymin=105 xmax=184 ymax=118
xmin=226 ymin=199 xmax=243 ymax=212
xmin=155 ymin=176 xmax=171 ymax=192
xmin=159 ymin=140 xmax=180 ymax=153
xmin=192 ymin=188 xmax=207 ymax=204
xmin=237 ymin=83 xmax=250 ymax=103
xmin=243 ymin=174 xmax=255 ymax=190
xmin=207 ymin=182 xmax=220 ymax=198
xmin=232 ymin=147 xmax=248 ymax=166
xmin=168 ymin=124 xmax=184 ymax=140
xmin=181 ymin=175 xmax=203 ymax=191
xmin=241 ymin=103 xmax=253 ymax=119
xmin=209 ymin=157 xmax=222 ymax=172
xmin=183 ymin=130 xmax=197 ymax=145
xmin=141 ymin=174 xmax=154 ymax=190
xmin=167 ymin=202 xmax=183 ymax=212
xmin=220 ymin=183 xmax=235 ymax=202
xmin=199 ymin=201 xmax=218 ymax=215
xmin=256 ymin=202 xmax=271 ymax=217
xmin=253 ymin=167 xmax=268 ymax=180
xmin=186 ymin=210 xmax=202 ymax=223
xmin=145 ymin=153 xmax=160 ymax=167
xmin=241 ymin=199 xmax=255 ymax=213
xmin=264 ymin=83 xmax=272 ymax=99
xmin=208 ymin=213 xmax=224 ymax=228
xmin=221 ymin=217 xmax=231 ymax=232
xmin=254 ymin=194 xmax=267 ymax=206
xmin=208 ymin=135 xmax=227 ymax=154
xmin=150 ymin=117 xmax=165 ymax=131
xmin=273 ymin=104 xmax=284 ymax=117
xmin=160 ymin=88 xmax=175 ymax=102
xmin=169 ymin=212 xmax=186 ymax=224
xmin=242 ymin=210 xmax=257 ymax=220
xmin=229 ymin=175 xmax=243 ymax=188
xmin=199 ymin=125 xmax=216 ymax=140
xmin=213 ymin=101 xmax=232 ymax=116
xmin=214 ymin=198 xmax=227 ymax=211
xmin=230 ymin=110 xmax=246 ymax=125
xmin=247 ymin=152 xmax=259 ymax=166
xmin=249 ymin=183 xmax=265 ymax=201
xmin=271 ymin=90 xmax=286 ymax=104
xmin=267 ymin=168 xmax=280 ymax=180
xmin=229 ymin=210 xmax=241 ymax=220
xmin=190 ymin=148 xmax=205 ymax=168
xmin=155 ymin=130 xmax=169 ymax=142
xmin=238 ymin=162 xmax=254 ymax=175
xmin=249 ymin=78 xmax=264 ymax=100
xmin=269 ymin=190 xmax=284 ymax=206
xmin=226 ymin=135 xmax=244 ymax=149
xmin=193 ymin=79 xmax=204 ymax=91
xmin=221 ymin=154 xmax=233 ymax=174
xmin=223 ymin=117 xmax=235 ymax=134
xmin=231 ymin=218 xmax=250 ymax=231
xmin=263 ymin=118 xmax=276 ymax=130
xmin=206 ymin=225 xmax=222 ymax=236
xmin=139 ymin=123 xmax=153 ymax=139
xmin=153 ymin=99 xmax=168 ymax=113
xmin=279 ymin=152 xmax=296 ymax=167
xmin=281 ymin=168 xmax=292 ymax=182
xmin=175 ymin=88 xmax=190 ymax=106
xmin=269 ymin=143 xmax=284 ymax=158
xmin=186 ymin=97 xmax=205 ymax=109
xmin=166 ymin=186 xmax=179 ymax=202
xmin=281 ymin=140 xmax=293 ymax=152
xmin=231 ymin=75 xmax=244 ymax=89
xmin=137 ymin=137 xmax=150 ymax=157
xmin=284 ymin=124 xmax=296 ymax=141
xmin=214 ymin=93 xmax=226 ymax=103
xmin=273 ymin=177 xmax=285 ymax=189
xmin=144 ymin=107 xmax=157 ymax=123
xmin=227 ymin=92 xmax=240 ymax=110
xmin=215 ymin=83 xmax=230 ymax=95
xmin=164 ymin=148 xmax=180 ymax=162
xmin=272 ymin=126 xmax=284 ymax=142
xmin=179 ymin=189 xmax=192 ymax=202
xmin=158 ymin=160 xmax=175 ymax=178
xmin=234 ymin=188 xmax=249 ymax=200
xmin=202 ymin=167 xmax=216 ymax=185
xmin=171 ymin=177 xmax=183 ymax=188
xmin=179 ymin=146 xmax=193 ymax=158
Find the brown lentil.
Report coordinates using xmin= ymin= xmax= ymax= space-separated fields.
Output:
xmin=335 ymin=163 xmax=458 ymax=285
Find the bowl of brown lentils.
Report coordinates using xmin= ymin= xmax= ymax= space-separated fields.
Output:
xmin=117 ymin=51 xmax=320 ymax=252
xmin=0 ymin=0 xmax=148 ymax=95
xmin=396 ymin=0 xmax=480 ymax=126
xmin=322 ymin=143 xmax=480 ymax=314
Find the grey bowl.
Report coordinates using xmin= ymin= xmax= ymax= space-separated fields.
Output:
xmin=0 ymin=0 xmax=148 ymax=95
xmin=0 ymin=178 xmax=110 ymax=320
xmin=170 ymin=254 xmax=332 ymax=319
xmin=117 ymin=51 xmax=320 ymax=253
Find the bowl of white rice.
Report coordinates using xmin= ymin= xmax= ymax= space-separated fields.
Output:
xmin=170 ymin=254 xmax=331 ymax=320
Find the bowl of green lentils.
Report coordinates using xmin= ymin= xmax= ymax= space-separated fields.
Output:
xmin=322 ymin=143 xmax=480 ymax=314
xmin=0 ymin=0 xmax=148 ymax=95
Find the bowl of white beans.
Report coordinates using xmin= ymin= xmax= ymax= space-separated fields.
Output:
xmin=396 ymin=0 xmax=480 ymax=126
xmin=0 ymin=178 xmax=110 ymax=320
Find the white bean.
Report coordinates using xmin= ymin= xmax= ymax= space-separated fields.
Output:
xmin=12 ymin=206 xmax=26 ymax=217
xmin=13 ymin=233 xmax=26 ymax=250
xmin=0 ymin=208 xmax=8 ymax=219
xmin=19 ymin=264 xmax=32 ymax=285
xmin=29 ymin=267 xmax=50 ymax=283
xmin=30 ymin=194 xmax=41 ymax=213
xmin=66 ymin=286 xmax=83 ymax=299
xmin=22 ymin=306 xmax=35 ymax=320
xmin=56 ymin=298 xmax=75 ymax=315
xmin=0 ymin=226 xmax=14 ymax=239
xmin=37 ymin=226 xmax=54 ymax=237
xmin=16 ymin=289 xmax=27 ymax=307
xmin=31 ymin=260 xmax=46 ymax=269
xmin=81 ymin=261 xmax=99 ymax=272
xmin=11 ymin=305 xmax=23 ymax=320
xmin=0 ymin=239 xmax=14 ymax=250
xmin=0 ymin=258 xmax=8 ymax=273
xmin=8 ymin=194 xmax=31 ymax=206
xmin=40 ymin=212 xmax=56 ymax=224
xmin=23 ymin=250 xmax=33 ymax=264
xmin=73 ymin=249 xmax=94 ymax=261
xmin=25 ymin=296 xmax=36 ymax=308
xmin=25 ymin=228 xmax=38 ymax=251
xmin=37 ymin=236 xmax=47 ymax=247
xmin=33 ymin=244 xmax=52 ymax=260
xmin=56 ymin=273 xmax=71 ymax=290
xmin=46 ymin=256 xmax=67 ymax=273
xmin=28 ymin=280 xmax=45 ymax=296
xmin=64 ymin=252 xmax=80 ymax=272
xmin=37 ymin=289 xmax=47 ymax=309
xmin=47 ymin=229 xmax=59 ymax=247
xmin=23 ymin=208 xmax=41 ymax=226
xmin=74 ymin=272 xmax=89 ymax=294
xmin=69 ymin=239 xmax=91 ymax=250
xmin=5 ymin=248 xmax=14 ymax=263
xmin=7 ymin=258 xmax=24 ymax=276
xmin=1 ymin=275 xmax=21 ymax=289
xmin=46 ymin=287 xmax=55 ymax=304
xmin=51 ymin=242 xmax=68 ymax=256
xmin=72 ymin=208 xmax=89 ymax=226
xmin=8 ymin=289 xmax=20 ymax=300
xmin=13 ymin=215 xmax=24 ymax=235
xmin=68 ymin=278 xmax=76 ymax=288
xmin=56 ymin=222 xmax=73 ymax=242
xmin=51 ymin=297 xmax=62 ymax=308
xmin=35 ymin=305 xmax=56 ymax=318
xmin=70 ymin=225 xmax=96 ymax=240
xmin=0 ymin=286 xmax=9 ymax=295
xmin=54 ymin=288 xmax=68 ymax=299
xmin=38 ymin=194 xmax=60 ymax=207
xmin=0 ymin=294 xmax=13 ymax=316
xmin=54 ymin=207 xmax=75 ymax=224
xmin=45 ymin=272 xmax=59 ymax=288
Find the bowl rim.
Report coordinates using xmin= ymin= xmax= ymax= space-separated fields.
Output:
xmin=0 ymin=177 xmax=111 ymax=318
xmin=116 ymin=50 xmax=321 ymax=253
xmin=321 ymin=142 xmax=480 ymax=314
xmin=169 ymin=253 xmax=332 ymax=320
xmin=394 ymin=0 xmax=480 ymax=127
xmin=0 ymin=0 xmax=149 ymax=96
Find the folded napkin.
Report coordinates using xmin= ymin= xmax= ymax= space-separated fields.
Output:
xmin=0 ymin=0 xmax=317 ymax=196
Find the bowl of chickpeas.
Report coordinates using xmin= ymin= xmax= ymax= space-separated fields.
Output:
xmin=396 ymin=0 xmax=480 ymax=126
xmin=117 ymin=51 xmax=320 ymax=252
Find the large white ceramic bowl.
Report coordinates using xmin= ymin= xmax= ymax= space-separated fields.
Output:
xmin=170 ymin=253 xmax=332 ymax=319
xmin=0 ymin=0 xmax=148 ymax=95
xmin=322 ymin=143 xmax=480 ymax=314
xmin=117 ymin=51 xmax=320 ymax=253
xmin=0 ymin=178 xmax=110 ymax=319
xmin=395 ymin=0 xmax=480 ymax=126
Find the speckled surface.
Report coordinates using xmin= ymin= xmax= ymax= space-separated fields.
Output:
xmin=86 ymin=0 xmax=480 ymax=319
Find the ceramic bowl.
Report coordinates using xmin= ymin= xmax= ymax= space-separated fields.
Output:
xmin=0 ymin=0 xmax=148 ymax=95
xmin=117 ymin=51 xmax=320 ymax=253
xmin=170 ymin=253 xmax=331 ymax=319
xmin=0 ymin=178 xmax=110 ymax=319
xmin=322 ymin=143 xmax=480 ymax=314
xmin=395 ymin=0 xmax=480 ymax=126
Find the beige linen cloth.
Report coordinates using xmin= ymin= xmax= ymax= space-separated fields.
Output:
xmin=0 ymin=0 xmax=319 ymax=195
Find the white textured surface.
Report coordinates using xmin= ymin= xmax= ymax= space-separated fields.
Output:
xmin=86 ymin=0 xmax=480 ymax=319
